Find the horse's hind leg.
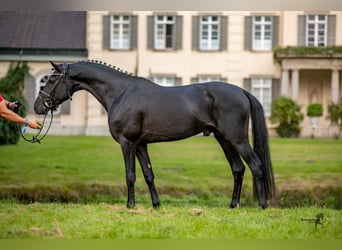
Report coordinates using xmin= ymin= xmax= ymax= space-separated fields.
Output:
xmin=214 ymin=133 xmax=245 ymax=208
xmin=136 ymin=144 xmax=160 ymax=208
xmin=233 ymin=140 xmax=268 ymax=209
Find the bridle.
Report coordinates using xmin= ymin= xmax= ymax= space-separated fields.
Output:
xmin=19 ymin=63 xmax=72 ymax=144
xmin=38 ymin=63 xmax=72 ymax=108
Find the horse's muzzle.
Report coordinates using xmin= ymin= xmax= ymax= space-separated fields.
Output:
xmin=34 ymin=98 xmax=49 ymax=115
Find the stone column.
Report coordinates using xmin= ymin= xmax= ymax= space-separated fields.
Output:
xmin=331 ymin=69 xmax=339 ymax=104
xmin=292 ymin=69 xmax=299 ymax=102
xmin=281 ymin=69 xmax=289 ymax=97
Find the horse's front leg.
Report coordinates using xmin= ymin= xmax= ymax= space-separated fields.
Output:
xmin=120 ymin=139 xmax=137 ymax=208
xmin=136 ymin=144 xmax=160 ymax=208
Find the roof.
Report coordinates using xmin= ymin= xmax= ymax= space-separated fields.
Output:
xmin=0 ymin=11 xmax=88 ymax=60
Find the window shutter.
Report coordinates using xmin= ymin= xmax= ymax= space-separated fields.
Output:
xmin=244 ymin=16 xmax=252 ymax=51
xmin=220 ymin=77 xmax=227 ymax=82
xmin=191 ymin=77 xmax=199 ymax=83
xmin=24 ymin=74 xmax=35 ymax=114
xmin=192 ymin=16 xmax=199 ymax=50
xmin=243 ymin=78 xmax=251 ymax=91
xmin=59 ymin=101 xmax=70 ymax=115
xmin=103 ymin=15 xmax=110 ymax=50
xmin=220 ymin=16 xmax=228 ymax=51
xmin=130 ymin=16 xmax=138 ymax=49
xmin=147 ymin=16 xmax=154 ymax=49
xmin=272 ymin=78 xmax=280 ymax=100
xmin=175 ymin=77 xmax=182 ymax=86
xmin=175 ymin=16 xmax=183 ymax=50
xmin=272 ymin=16 xmax=279 ymax=48
xmin=297 ymin=15 xmax=306 ymax=46
xmin=327 ymin=15 xmax=336 ymax=46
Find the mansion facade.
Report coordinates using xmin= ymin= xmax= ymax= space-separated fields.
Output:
xmin=0 ymin=11 xmax=341 ymax=137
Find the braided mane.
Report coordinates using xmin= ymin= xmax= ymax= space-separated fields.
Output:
xmin=78 ymin=59 xmax=137 ymax=78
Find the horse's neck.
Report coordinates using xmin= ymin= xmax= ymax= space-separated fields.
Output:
xmin=75 ymin=71 xmax=128 ymax=112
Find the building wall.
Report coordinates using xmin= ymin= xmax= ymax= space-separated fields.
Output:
xmin=1 ymin=11 xmax=341 ymax=137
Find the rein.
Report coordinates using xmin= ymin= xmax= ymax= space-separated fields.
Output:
xmin=16 ymin=108 xmax=54 ymax=144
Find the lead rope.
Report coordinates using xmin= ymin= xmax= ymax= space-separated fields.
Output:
xmin=13 ymin=101 xmax=54 ymax=144
xmin=17 ymin=110 xmax=54 ymax=144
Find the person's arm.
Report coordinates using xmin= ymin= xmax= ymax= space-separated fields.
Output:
xmin=0 ymin=99 xmax=41 ymax=129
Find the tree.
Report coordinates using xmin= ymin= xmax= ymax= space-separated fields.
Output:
xmin=269 ymin=97 xmax=304 ymax=138
xmin=0 ymin=62 xmax=29 ymax=144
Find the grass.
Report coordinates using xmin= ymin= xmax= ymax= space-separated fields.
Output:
xmin=0 ymin=136 xmax=341 ymax=239
xmin=0 ymin=202 xmax=341 ymax=239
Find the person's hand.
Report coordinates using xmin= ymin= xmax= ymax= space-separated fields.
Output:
xmin=28 ymin=120 xmax=42 ymax=129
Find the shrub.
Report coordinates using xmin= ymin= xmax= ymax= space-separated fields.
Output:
xmin=269 ymin=97 xmax=304 ymax=138
xmin=307 ymin=103 xmax=323 ymax=117
xmin=0 ymin=62 xmax=29 ymax=145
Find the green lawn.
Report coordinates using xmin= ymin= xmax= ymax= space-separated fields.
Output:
xmin=0 ymin=136 xmax=342 ymax=205
xmin=0 ymin=136 xmax=341 ymax=239
xmin=0 ymin=203 xmax=341 ymax=239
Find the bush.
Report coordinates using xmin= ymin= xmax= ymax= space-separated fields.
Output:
xmin=269 ymin=97 xmax=304 ymax=138
xmin=0 ymin=62 xmax=29 ymax=145
xmin=307 ymin=103 xmax=323 ymax=117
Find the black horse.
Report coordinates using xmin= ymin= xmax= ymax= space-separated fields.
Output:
xmin=34 ymin=61 xmax=275 ymax=209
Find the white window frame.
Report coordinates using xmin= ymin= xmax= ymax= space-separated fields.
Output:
xmin=152 ymin=76 xmax=176 ymax=87
xmin=306 ymin=15 xmax=327 ymax=47
xmin=199 ymin=16 xmax=220 ymax=51
xmin=252 ymin=16 xmax=273 ymax=51
xmin=251 ymin=78 xmax=272 ymax=116
xmin=198 ymin=76 xmax=221 ymax=83
xmin=110 ymin=15 xmax=131 ymax=50
xmin=154 ymin=15 xmax=175 ymax=50
xmin=36 ymin=73 xmax=61 ymax=115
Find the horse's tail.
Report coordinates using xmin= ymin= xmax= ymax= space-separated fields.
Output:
xmin=243 ymin=90 xmax=276 ymax=200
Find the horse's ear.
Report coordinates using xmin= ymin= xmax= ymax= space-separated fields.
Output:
xmin=50 ymin=61 xmax=61 ymax=72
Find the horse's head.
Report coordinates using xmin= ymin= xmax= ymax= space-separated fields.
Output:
xmin=34 ymin=61 xmax=73 ymax=115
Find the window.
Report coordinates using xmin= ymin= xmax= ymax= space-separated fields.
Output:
xmin=244 ymin=15 xmax=278 ymax=51
xmin=154 ymin=16 xmax=175 ymax=49
xmin=152 ymin=76 xmax=177 ymax=87
xmin=103 ymin=14 xmax=137 ymax=50
xmin=251 ymin=78 xmax=272 ymax=116
xmin=252 ymin=16 xmax=273 ymax=51
xmin=148 ymin=15 xmax=182 ymax=50
xmin=110 ymin=15 xmax=131 ymax=49
xmin=192 ymin=15 xmax=227 ymax=51
xmin=199 ymin=16 xmax=220 ymax=50
xmin=191 ymin=75 xmax=226 ymax=84
xmin=306 ymin=15 xmax=327 ymax=46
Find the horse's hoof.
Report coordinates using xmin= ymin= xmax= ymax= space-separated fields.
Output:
xmin=229 ymin=202 xmax=239 ymax=208
xmin=127 ymin=203 xmax=135 ymax=209
xmin=260 ymin=203 xmax=268 ymax=209
xmin=153 ymin=202 xmax=161 ymax=209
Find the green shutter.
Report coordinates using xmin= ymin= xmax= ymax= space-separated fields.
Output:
xmin=103 ymin=15 xmax=110 ymax=50
xmin=272 ymin=16 xmax=279 ymax=48
xmin=147 ymin=16 xmax=154 ymax=50
xmin=175 ymin=77 xmax=182 ymax=86
xmin=243 ymin=78 xmax=251 ymax=91
xmin=220 ymin=16 xmax=228 ymax=51
xmin=244 ymin=16 xmax=252 ymax=51
xmin=130 ymin=16 xmax=138 ymax=49
xmin=59 ymin=101 xmax=70 ymax=115
xmin=272 ymin=78 xmax=280 ymax=100
xmin=24 ymin=74 xmax=35 ymax=114
xmin=297 ymin=15 xmax=306 ymax=46
xmin=327 ymin=15 xmax=336 ymax=46
xmin=192 ymin=16 xmax=199 ymax=50
xmin=175 ymin=16 xmax=183 ymax=50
